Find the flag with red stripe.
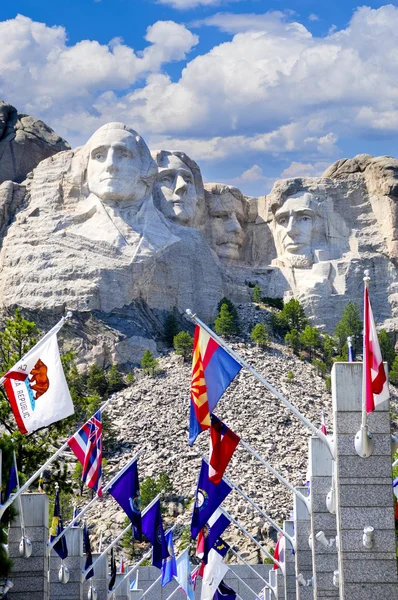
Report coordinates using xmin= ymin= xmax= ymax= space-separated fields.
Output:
xmin=209 ymin=415 xmax=240 ymax=484
xmin=190 ymin=325 xmax=241 ymax=445
xmin=363 ymin=287 xmax=389 ymax=413
xmin=68 ymin=411 xmax=102 ymax=497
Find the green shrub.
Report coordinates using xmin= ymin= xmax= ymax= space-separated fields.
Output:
xmin=325 ymin=375 xmax=331 ymax=393
xmin=378 ymin=329 xmax=396 ymax=370
xmin=285 ymin=329 xmax=301 ymax=354
xmin=216 ymin=297 xmax=240 ymax=333
xmin=251 ymin=323 xmax=269 ymax=347
xmin=215 ymin=303 xmax=238 ymax=336
xmin=173 ymin=331 xmax=194 ymax=361
xmin=252 ymin=285 xmax=262 ymax=303
xmin=312 ymin=358 xmax=327 ymax=377
xmin=141 ymin=350 xmax=159 ymax=375
xmin=334 ymin=302 xmax=362 ymax=355
xmin=287 ymin=370 xmax=294 ymax=383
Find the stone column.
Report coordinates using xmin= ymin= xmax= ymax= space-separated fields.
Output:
xmin=308 ymin=436 xmax=339 ymax=598
xmin=87 ymin=552 xmax=108 ymax=600
xmin=8 ymin=493 xmax=49 ymax=600
xmin=332 ymin=362 xmax=398 ymax=599
xmin=293 ymin=487 xmax=313 ymax=600
xmin=114 ymin=573 xmax=129 ymax=600
xmin=50 ymin=526 xmax=84 ymax=600
xmin=283 ymin=520 xmax=296 ymax=600
xmin=269 ymin=569 xmax=284 ymax=600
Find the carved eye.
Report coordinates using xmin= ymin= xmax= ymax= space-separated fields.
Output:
xmin=160 ymin=176 xmax=173 ymax=184
xmin=184 ymin=176 xmax=193 ymax=185
xmin=95 ymin=152 xmax=104 ymax=160
xmin=278 ymin=217 xmax=288 ymax=226
xmin=300 ymin=216 xmax=312 ymax=223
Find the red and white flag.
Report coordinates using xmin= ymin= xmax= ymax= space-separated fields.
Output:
xmin=3 ymin=332 xmax=74 ymax=434
xmin=273 ymin=536 xmax=285 ymax=570
xmin=321 ymin=412 xmax=327 ymax=436
xmin=363 ymin=287 xmax=389 ymax=413
xmin=209 ymin=416 xmax=240 ymax=485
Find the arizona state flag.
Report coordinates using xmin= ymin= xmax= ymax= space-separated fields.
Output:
xmin=190 ymin=325 xmax=241 ymax=445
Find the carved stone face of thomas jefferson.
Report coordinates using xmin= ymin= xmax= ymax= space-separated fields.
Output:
xmin=153 ymin=154 xmax=198 ymax=224
xmin=274 ymin=192 xmax=316 ymax=267
xmin=86 ymin=124 xmax=148 ymax=207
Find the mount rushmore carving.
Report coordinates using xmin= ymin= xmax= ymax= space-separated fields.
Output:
xmin=0 ymin=118 xmax=397 ymax=363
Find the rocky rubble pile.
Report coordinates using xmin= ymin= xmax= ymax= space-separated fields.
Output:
xmin=85 ymin=303 xmax=345 ymax=562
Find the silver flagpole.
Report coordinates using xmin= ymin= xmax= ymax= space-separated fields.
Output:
xmin=185 ymin=309 xmax=334 ymax=458
xmin=0 ymin=393 xmax=117 ymax=517
xmin=220 ymin=508 xmax=281 ymax=570
xmin=200 ymin=454 xmax=296 ymax=547
xmin=82 ymin=493 xmax=161 ymax=578
xmin=228 ymin=566 xmax=263 ymax=599
xmin=109 ymin=525 xmax=176 ymax=596
xmin=48 ymin=450 xmax=143 ymax=552
xmin=229 ymin=546 xmax=275 ymax=598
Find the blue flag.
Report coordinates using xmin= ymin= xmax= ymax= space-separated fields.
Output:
xmin=161 ymin=530 xmax=177 ymax=586
xmin=175 ymin=549 xmax=195 ymax=600
xmin=5 ymin=462 xmax=17 ymax=501
xmin=199 ymin=509 xmax=230 ymax=564
xmin=142 ymin=499 xmax=169 ymax=568
xmin=49 ymin=489 xmax=68 ymax=560
xmin=191 ymin=460 xmax=231 ymax=539
xmin=83 ymin=521 xmax=94 ymax=580
xmin=108 ymin=460 xmax=142 ymax=541
xmin=213 ymin=537 xmax=230 ymax=558
xmin=214 ymin=580 xmax=237 ymax=599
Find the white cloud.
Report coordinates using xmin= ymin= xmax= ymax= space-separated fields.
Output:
xmin=308 ymin=14 xmax=319 ymax=22
xmin=0 ymin=14 xmax=197 ymax=119
xmin=279 ymin=161 xmax=331 ymax=179
xmin=239 ymin=165 xmax=266 ymax=181
xmin=2 ymin=6 xmax=398 ymax=173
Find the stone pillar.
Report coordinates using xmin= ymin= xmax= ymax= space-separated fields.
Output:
xmin=269 ymin=569 xmax=284 ymax=600
xmin=50 ymin=526 xmax=84 ymax=599
xmin=87 ymin=552 xmax=108 ymax=600
xmin=309 ymin=436 xmax=339 ymax=598
xmin=332 ymin=362 xmax=398 ymax=599
xmin=114 ymin=573 xmax=129 ymax=600
xmin=283 ymin=520 xmax=296 ymax=600
xmin=8 ymin=493 xmax=49 ymax=600
xmin=293 ymin=487 xmax=313 ymax=600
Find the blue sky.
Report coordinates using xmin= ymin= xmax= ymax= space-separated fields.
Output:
xmin=1 ymin=0 xmax=398 ymax=195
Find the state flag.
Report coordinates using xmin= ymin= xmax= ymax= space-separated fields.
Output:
xmin=5 ymin=461 xmax=17 ymax=501
xmin=83 ymin=521 xmax=94 ymax=580
xmin=201 ymin=547 xmax=229 ymax=600
xmin=363 ymin=286 xmax=389 ymax=413
xmin=273 ymin=536 xmax=284 ymax=570
xmin=68 ymin=411 xmax=102 ymax=497
xmin=109 ymin=547 xmax=116 ymax=591
xmin=191 ymin=460 xmax=231 ymax=539
xmin=190 ymin=325 xmax=241 ymax=445
xmin=209 ymin=415 xmax=240 ymax=484
xmin=108 ymin=460 xmax=141 ymax=540
xmin=161 ymin=530 xmax=177 ymax=586
xmin=49 ymin=488 xmax=68 ymax=560
xmin=175 ymin=549 xmax=195 ymax=600
xmin=142 ymin=499 xmax=169 ymax=569
xmin=214 ymin=580 xmax=236 ymax=600
xmin=196 ymin=509 xmax=230 ymax=564
xmin=3 ymin=331 xmax=74 ymax=434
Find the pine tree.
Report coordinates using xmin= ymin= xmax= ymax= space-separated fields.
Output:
xmin=285 ymin=328 xmax=301 ymax=354
xmin=252 ymin=285 xmax=262 ymax=303
xmin=334 ymin=302 xmax=362 ymax=354
xmin=275 ymin=299 xmax=308 ymax=334
xmin=141 ymin=350 xmax=159 ymax=375
xmin=107 ymin=364 xmax=125 ymax=394
xmin=215 ymin=303 xmax=237 ymax=336
xmin=173 ymin=331 xmax=194 ymax=361
xmin=299 ymin=325 xmax=321 ymax=360
xmin=164 ymin=314 xmax=180 ymax=346
xmin=389 ymin=355 xmax=398 ymax=385
xmin=87 ymin=364 xmax=109 ymax=397
xmin=216 ymin=297 xmax=240 ymax=333
xmin=251 ymin=323 xmax=269 ymax=347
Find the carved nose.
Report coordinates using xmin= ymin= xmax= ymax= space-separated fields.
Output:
xmin=104 ymin=149 xmax=117 ymax=172
xmin=174 ymin=175 xmax=187 ymax=195
xmin=226 ymin=214 xmax=242 ymax=233
xmin=286 ymin=216 xmax=297 ymax=235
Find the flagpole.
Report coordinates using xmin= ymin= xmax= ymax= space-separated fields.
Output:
xmin=0 ymin=312 xmax=73 ymax=387
xmin=354 ymin=270 xmax=375 ymax=458
xmin=228 ymin=566 xmax=267 ymax=599
xmin=238 ymin=439 xmax=311 ymax=511
xmin=47 ymin=451 xmax=143 ymax=552
xmin=186 ymin=309 xmax=335 ymax=459
xmin=229 ymin=546 xmax=275 ymax=597
xmin=82 ymin=493 xmax=162 ymax=578
xmin=108 ymin=525 xmax=176 ymax=596
xmin=220 ymin=508 xmax=281 ymax=570
xmin=200 ymin=454 xmax=296 ymax=547
xmin=0 ymin=393 xmax=117 ymax=518
xmin=12 ymin=450 xmax=26 ymax=539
